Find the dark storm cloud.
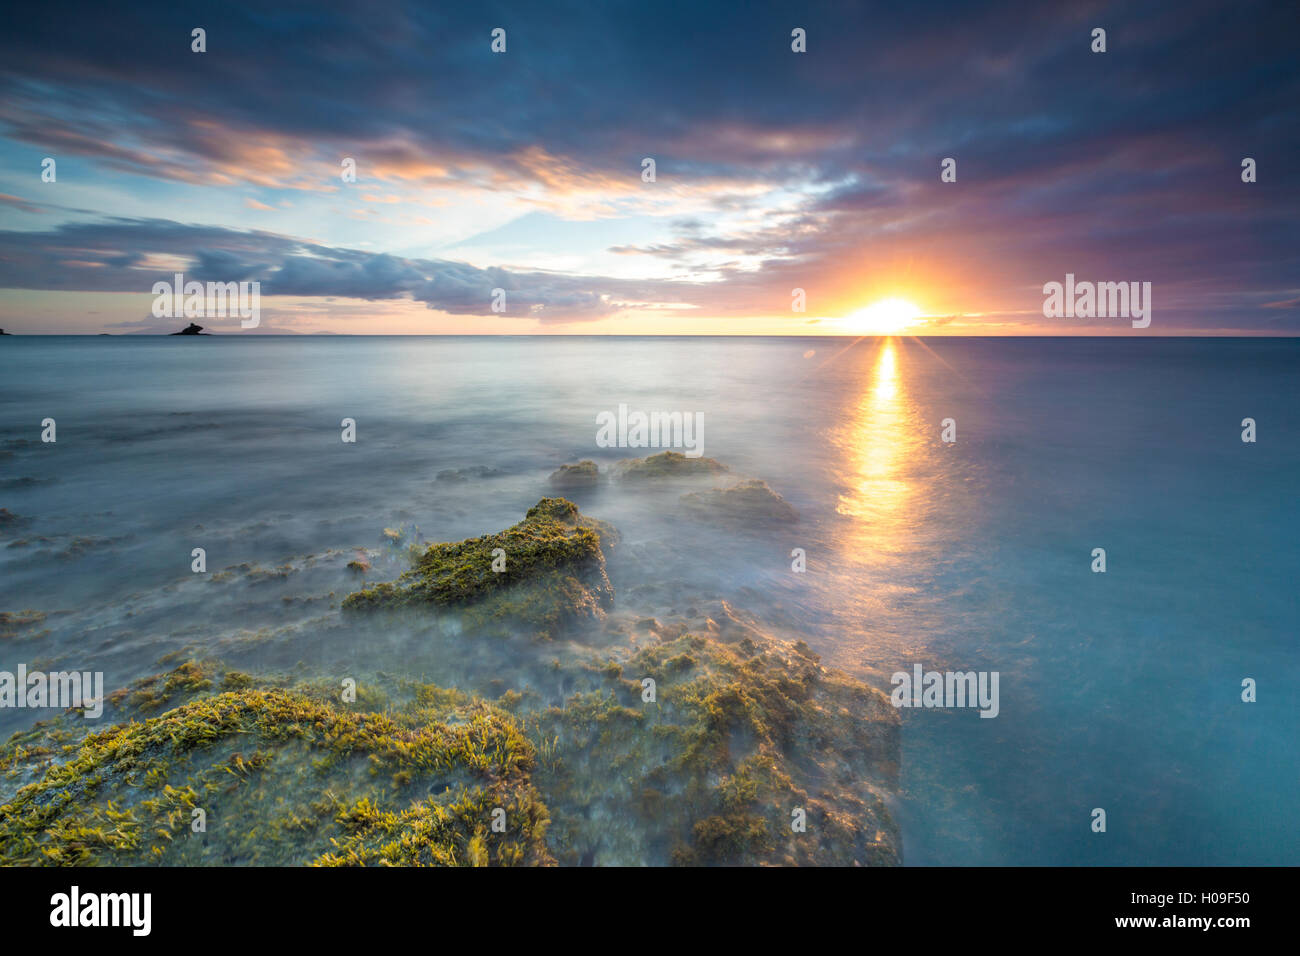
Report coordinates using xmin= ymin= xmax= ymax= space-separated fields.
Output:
xmin=3 ymin=1 xmax=1295 ymax=182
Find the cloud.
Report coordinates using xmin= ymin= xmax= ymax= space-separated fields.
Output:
xmin=0 ymin=217 xmax=702 ymax=322
xmin=0 ymin=193 xmax=43 ymax=214
xmin=0 ymin=0 xmax=1297 ymax=332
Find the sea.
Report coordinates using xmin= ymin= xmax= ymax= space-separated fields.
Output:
xmin=1 ymin=334 xmax=1296 ymax=865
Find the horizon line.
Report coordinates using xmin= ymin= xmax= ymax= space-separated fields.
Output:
xmin=3 ymin=331 xmax=1298 ymax=339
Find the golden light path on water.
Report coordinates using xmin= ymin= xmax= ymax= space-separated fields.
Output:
xmin=819 ymin=336 xmax=962 ymax=671
xmin=835 ymin=339 xmax=929 ymax=555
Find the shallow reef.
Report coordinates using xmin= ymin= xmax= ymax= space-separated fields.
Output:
xmin=0 ymin=662 xmax=551 ymax=866
xmin=0 ymin=497 xmax=899 ymax=866
xmin=0 ymin=643 xmax=897 ymax=866
xmin=523 ymin=627 xmax=899 ymax=865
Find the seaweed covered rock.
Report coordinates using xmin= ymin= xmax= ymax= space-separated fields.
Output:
xmin=1 ymin=489 xmax=900 ymax=866
xmin=0 ymin=633 xmax=901 ymax=866
xmin=523 ymin=631 xmax=899 ymax=866
xmin=548 ymin=460 xmax=601 ymax=490
xmin=0 ymin=663 xmax=552 ymax=866
xmin=343 ymin=498 xmax=618 ymax=640
xmin=680 ymin=479 xmax=798 ymax=524
xmin=610 ymin=451 xmax=729 ymax=482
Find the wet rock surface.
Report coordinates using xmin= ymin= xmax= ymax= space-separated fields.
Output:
xmin=0 ymin=479 xmax=899 ymax=866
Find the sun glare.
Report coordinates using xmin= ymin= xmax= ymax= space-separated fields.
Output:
xmin=845 ymin=298 xmax=923 ymax=335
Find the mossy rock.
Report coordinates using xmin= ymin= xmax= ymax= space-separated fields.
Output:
xmin=526 ymin=631 xmax=900 ymax=866
xmin=0 ymin=631 xmax=901 ymax=867
xmin=680 ymin=479 xmax=798 ymax=524
xmin=0 ymin=663 xmax=552 ymax=866
xmin=548 ymin=460 xmax=601 ymax=489
xmin=342 ymin=498 xmax=618 ymax=640
xmin=610 ymin=451 xmax=729 ymax=482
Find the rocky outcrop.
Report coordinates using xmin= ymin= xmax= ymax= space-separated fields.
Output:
xmin=0 ymin=664 xmax=552 ymax=866
xmin=0 ymin=500 xmax=898 ymax=867
xmin=680 ymin=479 xmax=798 ymax=524
xmin=342 ymin=498 xmax=618 ymax=639
xmin=610 ymin=450 xmax=728 ymax=482
xmin=548 ymin=460 xmax=601 ymax=490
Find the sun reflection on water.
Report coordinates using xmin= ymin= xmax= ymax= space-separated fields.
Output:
xmin=835 ymin=339 xmax=925 ymax=552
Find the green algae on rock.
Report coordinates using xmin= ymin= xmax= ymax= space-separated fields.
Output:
xmin=610 ymin=450 xmax=729 ymax=482
xmin=680 ymin=479 xmax=798 ymax=524
xmin=342 ymin=498 xmax=618 ymax=640
xmin=0 ymin=625 xmax=901 ymax=866
xmin=0 ymin=495 xmax=902 ymax=866
xmin=520 ymin=628 xmax=899 ymax=866
xmin=0 ymin=662 xmax=552 ymax=866
xmin=547 ymin=460 xmax=601 ymax=490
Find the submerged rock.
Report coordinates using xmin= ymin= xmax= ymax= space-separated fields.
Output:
xmin=343 ymin=498 xmax=618 ymax=640
xmin=0 ymin=633 xmax=900 ymax=867
xmin=680 ymin=479 xmax=798 ymax=524
xmin=528 ymin=630 xmax=900 ymax=866
xmin=435 ymin=466 xmax=506 ymax=484
xmin=0 ymin=610 xmax=47 ymax=641
xmin=610 ymin=451 xmax=728 ymax=482
xmin=548 ymin=460 xmax=601 ymax=490
xmin=0 ymin=500 xmax=900 ymax=866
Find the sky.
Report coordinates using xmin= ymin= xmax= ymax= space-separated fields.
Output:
xmin=0 ymin=0 xmax=1296 ymax=335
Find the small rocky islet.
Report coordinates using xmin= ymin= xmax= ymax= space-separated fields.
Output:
xmin=0 ymin=455 xmax=899 ymax=866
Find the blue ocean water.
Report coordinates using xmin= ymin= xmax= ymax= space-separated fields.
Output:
xmin=1 ymin=335 xmax=1296 ymax=865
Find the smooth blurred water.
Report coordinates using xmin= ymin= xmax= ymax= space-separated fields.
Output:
xmin=1 ymin=335 xmax=1296 ymax=864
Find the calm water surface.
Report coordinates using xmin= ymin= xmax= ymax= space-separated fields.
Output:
xmin=1 ymin=335 xmax=1296 ymax=864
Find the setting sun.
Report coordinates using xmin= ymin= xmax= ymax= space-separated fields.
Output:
xmin=844 ymin=298 xmax=923 ymax=335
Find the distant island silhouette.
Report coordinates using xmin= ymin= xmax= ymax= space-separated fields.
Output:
xmin=170 ymin=323 xmax=209 ymax=335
